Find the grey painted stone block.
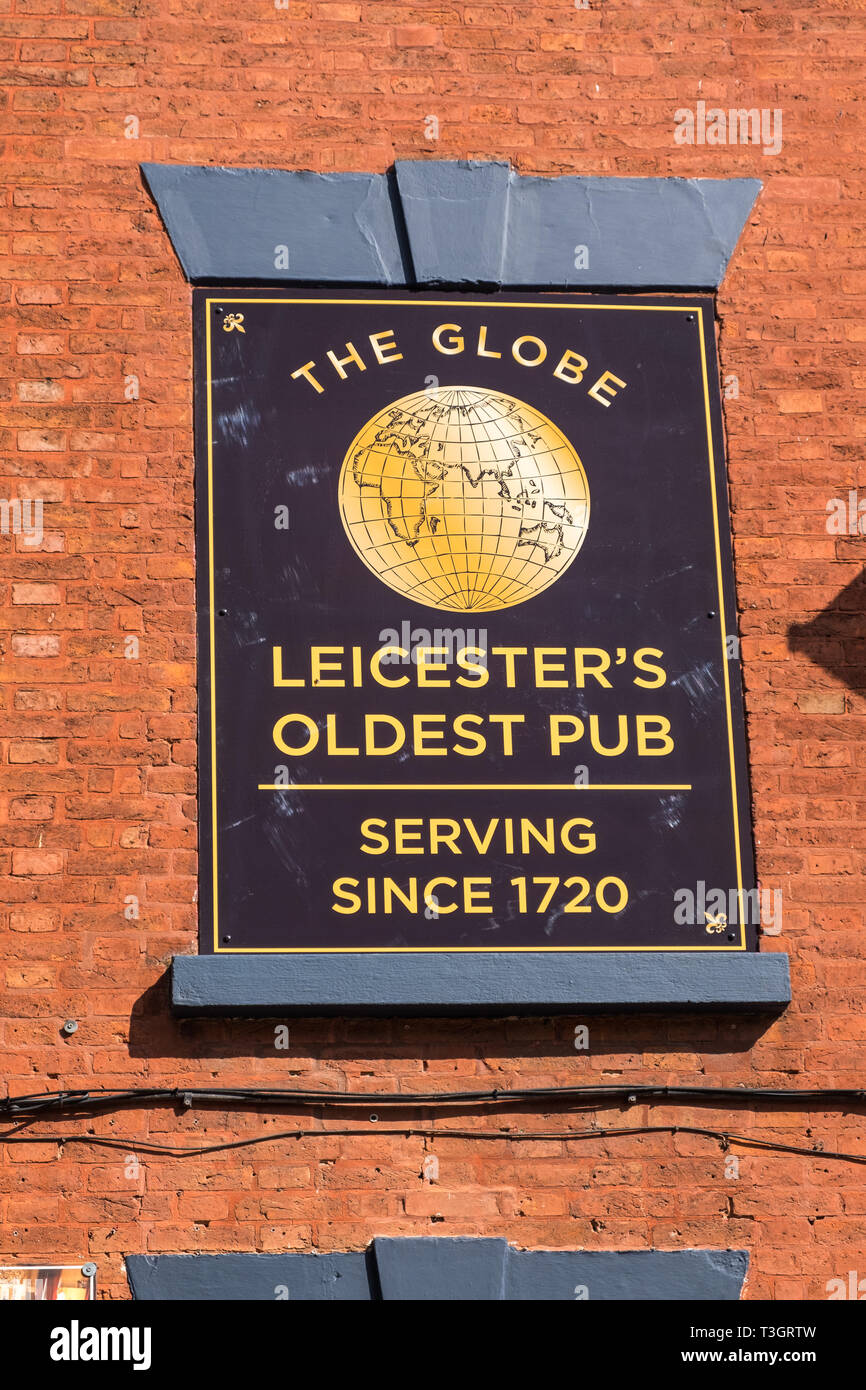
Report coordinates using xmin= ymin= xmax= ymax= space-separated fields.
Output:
xmin=126 ymin=1242 xmax=748 ymax=1301
xmin=502 ymin=175 xmax=761 ymax=288
xmin=506 ymin=1248 xmax=749 ymax=1301
xmin=374 ymin=1237 xmax=508 ymax=1300
xmin=140 ymin=163 xmax=408 ymax=284
xmin=170 ymin=950 xmax=791 ymax=1016
xmin=125 ymin=1251 xmax=371 ymax=1301
xmin=142 ymin=161 xmax=760 ymax=289
xmin=394 ymin=159 xmax=511 ymax=284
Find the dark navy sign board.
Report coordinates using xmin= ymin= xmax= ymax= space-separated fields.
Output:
xmin=194 ymin=289 xmax=755 ymax=955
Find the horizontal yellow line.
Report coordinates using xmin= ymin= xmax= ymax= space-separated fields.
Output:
xmin=257 ymin=783 xmax=693 ymax=791
xmin=215 ymin=944 xmax=744 ymax=954
xmin=207 ymin=298 xmax=702 ymax=313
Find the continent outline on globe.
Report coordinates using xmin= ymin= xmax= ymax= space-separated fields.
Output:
xmin=337 ymin=386 xmax=591 ymax=613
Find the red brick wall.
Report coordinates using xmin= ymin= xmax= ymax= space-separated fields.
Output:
xmin=1 ymin=1 xmax=864 ymax=1301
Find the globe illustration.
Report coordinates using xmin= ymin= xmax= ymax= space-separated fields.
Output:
xmin=337 ymin=386 xmax=590 ymax=613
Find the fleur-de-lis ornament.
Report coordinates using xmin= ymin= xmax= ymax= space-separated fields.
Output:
xmin=223 ymin=312 xmax=245 ymax=333
xmin=705 ymin=911 xmax=727 ymax=934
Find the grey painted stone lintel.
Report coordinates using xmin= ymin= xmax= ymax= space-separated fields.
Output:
xmin=141 ymin=160 xmax=761 ymax=289
xmin=170 ymin=950 xmax=790 ymax=1017
xmin=127 ymin=1240 xmax=749 ymax=1301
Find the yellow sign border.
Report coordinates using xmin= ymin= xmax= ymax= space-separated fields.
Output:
xmin=203 ymin=296 xmax=747 ymax=954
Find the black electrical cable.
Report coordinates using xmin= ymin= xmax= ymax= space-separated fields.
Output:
xmin=2 ymin=1085 xmax=862 ymax=1169
xmin=1 ymin=1082 xmax=864 ymax=1118
xmin=0 ymin=1123 xmax=863 ymax=1164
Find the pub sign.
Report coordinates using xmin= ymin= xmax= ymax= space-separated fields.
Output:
xmin=194 ymin=290 xmax=756 ymax=954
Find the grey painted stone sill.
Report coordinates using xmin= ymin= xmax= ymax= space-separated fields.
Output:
xmin=127 ymin=1238 xmax=748 ymax=1301
xmin=141 ymin=159 xmax=760 ymax=289
xmin=171 ymin=950 xmax=790 ymax=1016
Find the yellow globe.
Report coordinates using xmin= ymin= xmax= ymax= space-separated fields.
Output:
xmin=338 ymin=386 xmax=590 ymax=613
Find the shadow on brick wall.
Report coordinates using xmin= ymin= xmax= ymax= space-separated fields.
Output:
xmin=788 ymin=566 xmax=866 ymax=692
xmin=127 ymin=971 xmax=775 ymax=1061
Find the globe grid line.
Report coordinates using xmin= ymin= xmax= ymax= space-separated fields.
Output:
xmin=338 ymin=386 xmax=590 ymax=613
xmin=348 ymin=494 xmax=585 ymax=610
xmin=447 ymin=393 xmax=475 ymax=607
xmin=347 ymin=405 xmax=579 ymax=609
xmin=398 ymin=390 xmax=472 ymax=605
xmin=355 ymin=434 xmax=471 ymax=609
xmin=354 ymin=542 xmax=571 ymax=612
xmin=352 ymin=429 xmax=468 ymax=608
xmin=347 ymin=492 xmax=454 ymax=608
xmin=466 ymin=395 xmax=573 ymax=604
xmin=347 ymin=519 xmax=576 ymax=599
xmin=358 ymin=495 xmax=468 ymax=610
xmin=426 ymin=390 xmax=491 ymax=610
xmin=451 ymin=406 xmax=500 ymax=608
xmin=456 ymin=393 xmax=511 ymax=607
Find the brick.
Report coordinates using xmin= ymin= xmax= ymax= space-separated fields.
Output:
xmin=796 ymin=692 xmax=846 ymax=714
xmin=777 ymin=391 xmax=823 ymax=414
xmin=0 ymin=0 xmax=861 ymax=1309
xmin=11 ymin=849 xmax=63 ymax=875
xmin=9 ymin=907 xmax=60 ymax=932
xmin=11 ymin=583 xmax=61 ymax=605
xmin=394 ymin=25 xmax=441 ymax=47
xmin=16 ymin=335 xmax=64 ymax=354
xmin=6 ymin=966 xmax=55 ymax=988
xmin=8 ymin=740 xmax=59 ymax=763
xmin=16 ymin=428 xmax=66 ymax=451
xmin=10 ymin=635 xmax=61 ymax=656
xmin=16 ymin=380 xmax=64 ymax=402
